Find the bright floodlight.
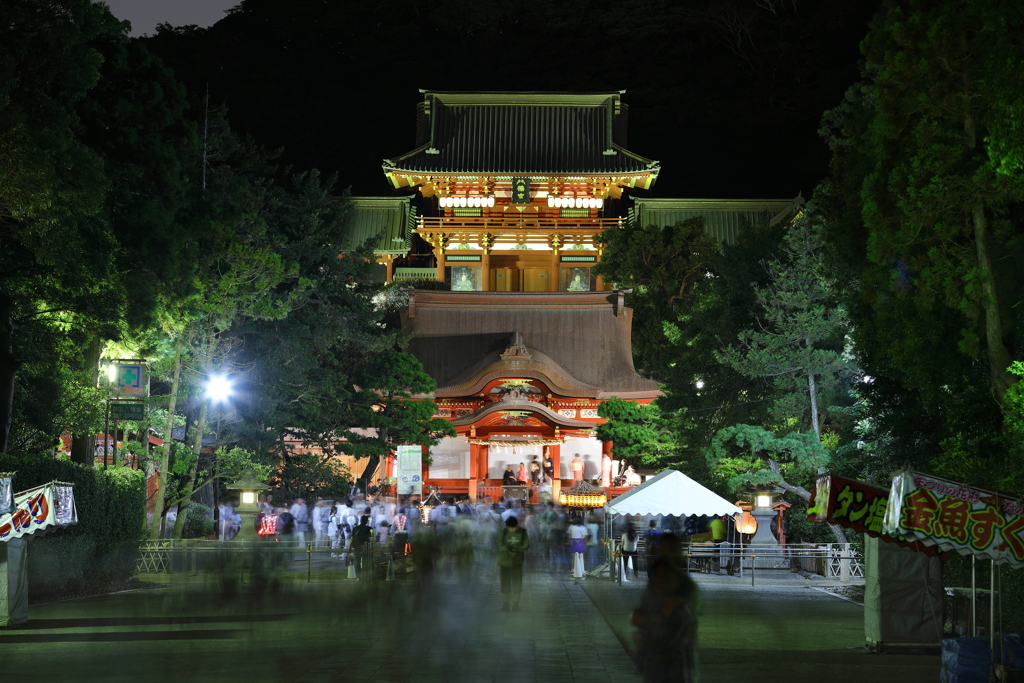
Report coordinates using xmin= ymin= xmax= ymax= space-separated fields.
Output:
xmin=207 ymin=375 xmax=232 ymax=402
xmin=695 ymin=380 xmax=704 ymax=389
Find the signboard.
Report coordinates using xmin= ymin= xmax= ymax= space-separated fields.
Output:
xmin=396 ymin=445 xmax=422 ymax=495
xmin=109 ymin=402 xmax=145 ymax=420
xmin=0 ymin=483 xmax=78 ymax=543
xmin=511 ymin=177 xmax=530 ymax=204
xmin=807 ymin=474 xmax=945 ymax=556
xmin=111 ymin=363 xmax=148 ymax=398
xmin=883 ymin=471 xmax=1024 ymax=567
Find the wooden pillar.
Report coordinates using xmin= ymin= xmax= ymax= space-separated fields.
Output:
xmin=469 ymin=442 xmax=479 ymax=502
xmin=593 ymin=252 xmax=605 ymax=291
xmin=421 ymin=444 xmax=430 ymax=490
xmin=550 ymin=248 xmax=560 ymax=292
xmin=436 ymin=253 xmax=445 ymax=282
xmin=479 ymin=445 xmax=489 ymax=483
xmin=481 ymin=252 xmax=491 ymax=291
xmin=385 ymin=257 xmax=394 ymax=283
xmin=549 ymin=443 xmax=562 ymax=501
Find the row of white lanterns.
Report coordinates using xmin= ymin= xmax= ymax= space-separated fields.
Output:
xmin=548 ymin=196 xmax=604 ymax=209
xmin=438 ymin=195 xmax=496 ymax=208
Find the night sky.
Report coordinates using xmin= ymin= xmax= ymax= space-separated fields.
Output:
xmin=134 ymin=0 xmax=881 ymax=200
xmin=103 ymin=0 xmax=238 ymax=36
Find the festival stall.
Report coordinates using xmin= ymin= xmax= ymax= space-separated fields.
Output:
xmin=808 ymin=474 xmax=945 ymax=649
xmin=604 ymin=469 xmax=741 ymax=518
xmin=0 ymin=476 xmax=79 ymax=627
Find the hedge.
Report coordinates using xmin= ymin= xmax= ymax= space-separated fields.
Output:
xmin=0 ymin=454 xmax=146 ymax=597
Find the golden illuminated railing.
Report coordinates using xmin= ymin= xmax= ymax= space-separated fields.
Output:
xmin=416 ymin=215 xmax=622 ymax=248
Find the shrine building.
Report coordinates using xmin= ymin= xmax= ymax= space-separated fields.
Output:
xmin=342 ymin=90 xmax=800 ymax=501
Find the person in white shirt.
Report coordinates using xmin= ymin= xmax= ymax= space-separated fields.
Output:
xmin=290 ymin=499 xmax=309 ymax=546
xmin=620 ymin=522 xmax=639 ymax=579
xmin=327 ymin=506 xmax=341 ymax=556
xmin=568 ymin=516 xmax=589 ymax=579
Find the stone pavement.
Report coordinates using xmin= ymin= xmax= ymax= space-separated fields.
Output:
xmin=583 ymin=569 xmax=941 ymax=683
xmin=0 ymin=562 xmax=942 ymax=683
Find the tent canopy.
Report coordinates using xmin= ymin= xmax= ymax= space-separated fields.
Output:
xmin=605 ymin=469 xmax=741 ymax=517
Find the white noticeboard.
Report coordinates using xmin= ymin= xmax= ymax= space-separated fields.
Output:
xmin=396 ymin=445 xmax=422 ymax=495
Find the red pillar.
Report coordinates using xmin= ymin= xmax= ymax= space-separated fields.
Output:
xmin=421 ymin=444 xmax=430 ymax=489
xmin=550 ymin=443 xmax=562 ymax=501
xmin=469 ymin=442 xmax=480 ymax=502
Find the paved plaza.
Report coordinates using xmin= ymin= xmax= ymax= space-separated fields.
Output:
xmin=0 ymin=564 xmax=940 ymax=683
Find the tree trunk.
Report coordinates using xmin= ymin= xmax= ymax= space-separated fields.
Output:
xmin=769 ymin=459 xmax=848 ymax=543
xmin=171 ymin=397 xmax=208 ymax=540
xmin=151 ymin=335 xmax=182 ymax=539
xmin=0 ymin=292 xmax=20 ymax=454
xmin=807 ymin=366 xmax=820 ymax=440
xmin=69 ymin=335 xmax=103 ymax=464
xmin=971 ymin=204 xmax=1015 ymax=403
xmin=964 ymin=111 xmax=1015 ymax=403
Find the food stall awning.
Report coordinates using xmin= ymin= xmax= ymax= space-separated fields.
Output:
xmin=807 ymin=474 xmax=946 ymax=557
xmin=882 ymin=470 xmax=1024 ymax=568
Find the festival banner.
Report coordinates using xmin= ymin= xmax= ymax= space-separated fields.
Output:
xmin=883 ymin=471 xmax=1024 ymax=568
xmin=396 ymin=445 xmax=422 ymax=495
xmin=0 ymin=483 xmax=78 ymax=543
xmin=807 ymin=474 xmax=946 ymax=556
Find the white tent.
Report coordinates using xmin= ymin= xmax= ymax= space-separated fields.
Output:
xmin=605 ymin=469 xmax=740 ymax=517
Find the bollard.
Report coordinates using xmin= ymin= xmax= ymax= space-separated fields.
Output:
xmin=840 ymin=546 xmax=851 ymax=583
xmin=307 ymin=543 xmax=312 ymax=583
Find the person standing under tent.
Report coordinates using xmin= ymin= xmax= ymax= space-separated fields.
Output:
xmin=568 ymin=516 xmax=589 ymax=579
xmin=586 ymin=512 xmax=601 ymax=569
xmin=621 ymin=522 xmax=640 ymax=580
xmin=643 ymin=520 xmax=663 ymax=579
xmin=570 ymin=454 xmax=585 ymax=482
xmin=496 ymin=516 xmax=530 ymax=612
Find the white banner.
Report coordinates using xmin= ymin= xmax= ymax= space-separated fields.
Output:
xmin=0 ymin=483 xmax=78 ymax=543
xmin=396 ymin=445 xmax=422 ymax=495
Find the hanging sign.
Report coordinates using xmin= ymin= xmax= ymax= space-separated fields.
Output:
xmin=0 ymin=483 xmax=78 ymax=543
xmin=807 ymin=474 xmax=945 ymax=556
xmin=511 ymin=177 xmax=530 ymax=204
xmin=396 ymin=445 xmax=422 ymax=495
xmin=882 ymin=471 xmax=1024 ymax=567
xmin=110 ymin=402 xmax=146 ymax=420
xmin=111 ymin=363 xmax=148 ymax=398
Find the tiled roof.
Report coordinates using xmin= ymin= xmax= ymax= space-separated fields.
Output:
xmin=401 ymin=290 xmax=661 ymax=398
xmin=340 ymin=197 xmax=415 ymax=255
xmin=383 ymin=91 xmax=659 ymax=177
xmin=628 ymin=197 xmax=802 ymax=244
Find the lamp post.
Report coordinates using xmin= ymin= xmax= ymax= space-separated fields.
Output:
xmin=206 ymin=375 xmax=232 ymax=540
xmin=746 ymin=486 xmax=789 ymax=571
xmin=226 ymin=468 xmax=269 ymax=541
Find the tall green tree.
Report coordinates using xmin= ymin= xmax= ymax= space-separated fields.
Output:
xmin=717 ymin=208 xmax=856 ymax=438
xmin=823 ymin=0 xmax=1024 ymax=406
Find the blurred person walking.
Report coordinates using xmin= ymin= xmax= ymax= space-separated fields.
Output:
xmin=621 ymin=522 xmax=639 ymax=580
xmin=630 ymin=555 xmax=700 ymax=682
xmin=643 ymin=520 xmax=663 ymax=579
xmin=350 ymin=515 xmax=373 ymax=576
xmin=276 ymin=507 xmax=296 ymax=560
xmin=496 ymin=516 xmax=530 ymax=611
xmin=290 ymin=498 xmax=309 ymax=547
xmin=586 ymin=512 xmax=601 ymax=568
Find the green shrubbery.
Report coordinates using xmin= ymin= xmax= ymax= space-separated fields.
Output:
xmin=0 ymin=454 xmax=145 ymax=597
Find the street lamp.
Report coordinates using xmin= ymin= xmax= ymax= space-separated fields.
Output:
xmin=207 ymin=375 xmax=232 ymax=402
xmin=226 ymin=468 xmax=270 ymax=541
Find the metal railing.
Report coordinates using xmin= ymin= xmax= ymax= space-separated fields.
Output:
xmin=135 ymin=539 xmax=404 ymax=583
xmin=607 ymin=541 xmax=864 ymax=588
